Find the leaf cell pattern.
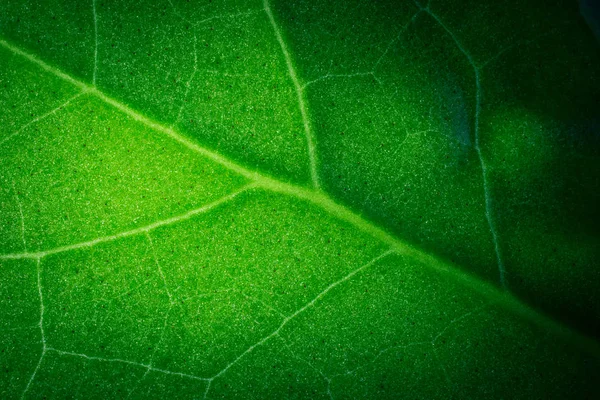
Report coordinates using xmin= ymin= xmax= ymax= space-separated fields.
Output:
xmin=1 ymin=0 xmax=599 ymax=398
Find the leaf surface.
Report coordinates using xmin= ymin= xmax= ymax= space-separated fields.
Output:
xmin=1 ymin=0 xmax=599 ymax=398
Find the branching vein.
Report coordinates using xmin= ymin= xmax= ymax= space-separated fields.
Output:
xmin=302 ymin=72 xmax=378 ymax=90
xmin=21 ymin=259 xmax=46 ymax=399
xmin=372 ymin=9 xmax=423 ymax=71
xmin=0 ymin=91 xmax=85 ymax=148
xmin=0 ymin=37 xmax=577 ymax=346
xmin=46 ymin=347 xmax=209 ymax=382
xmin=202 ymin=249 xmax=395 ymax=398
xmin=0 ymin=184 xmax=254 ymax=260
xmin=263 ymin=0 xmax=320 ymax=189
xmin=0 ymin=39 xmax=259 ymax=181
xmin=417 ymin=4 xmax=507 ymax=288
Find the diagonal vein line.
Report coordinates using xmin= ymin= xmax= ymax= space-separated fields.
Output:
xmin=263 ymin=0 xmax=320 ymax=189
xmin=1 ymin=36 xmax=598 ymax=352
xmin=21 ymin=351 xmax=44 ymax=399
xmin=46 ymin=348 xmax=210 ymax=381
xmin=302 ymin=72 xmax=376 ymax=90
xmin=0 ymin=184 xmax=254 ymax=260
xmin=421 ymin=6 xmax=506 ymax=288
xmin=0 ymin=91 xmax=85 ymax=148
xmin=0 ymin=38 xmax=260 ymax=182
xmin=208 ymin=249 xmax=395 ymax=383
xmin=373 ymin=9 xmax=423 ymax=71
xmin=0 ymin=39 xmax=87 ymax=89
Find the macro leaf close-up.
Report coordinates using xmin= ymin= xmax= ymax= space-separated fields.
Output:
xmin=1 ymin=0 xmax=600 ymax=398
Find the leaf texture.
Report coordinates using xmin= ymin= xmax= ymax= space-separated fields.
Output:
xmin=1 ymin=0 xmax=599 ymax=398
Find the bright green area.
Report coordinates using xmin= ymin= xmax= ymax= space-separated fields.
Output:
xmin=0 ymin=0 xmax=310 ymax=184
xmin=0 ymin=0 xmax=599 ymax=398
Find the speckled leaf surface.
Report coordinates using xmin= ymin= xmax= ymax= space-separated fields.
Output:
xmin=1 ymin=0 xmax=599 ymax=398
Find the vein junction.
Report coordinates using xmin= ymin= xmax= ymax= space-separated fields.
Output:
xmin=0 ymin=35 xmax=555 ymax=332
xmin=0 ymin=38 xmax=426 ymax=264
xmin=0 ymin=28 xmax=570 ymax=396
xmin=414 ymin=2 xmax=507 ymax=289
xmin=0 ymin=184 xmax=255 ymax=260
xmin=264 ymin=0 xmax=320 ymax=190
xmin=21 ymin=248 xmax=481 ymax=399
xmin=294 ymin=1 xmax=507 ymax=289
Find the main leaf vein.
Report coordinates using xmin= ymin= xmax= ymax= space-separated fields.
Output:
xmin=0 ymin=37 xmax=595 ymax=354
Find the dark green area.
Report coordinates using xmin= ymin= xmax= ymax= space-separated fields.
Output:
xmin=275 ymin=0 xmax=600 ymax=336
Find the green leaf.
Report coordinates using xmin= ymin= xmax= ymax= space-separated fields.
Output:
xmin=1 ymin=0 xmax=599 ymax=398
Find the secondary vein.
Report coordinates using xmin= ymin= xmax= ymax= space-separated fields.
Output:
xmin=0 ymin=184 xmax=254 ymax=260
xmin=203 ymin=250 xmax=395 ymax=397
xmin=11 ymin=179 xmax=27 ymax=252
xmin=1 ymin=38 xmax=598 ymax=354
xmin=418 ymin=4 xmax=507 ymax=289
xmin=263 ymin=0 xmax=321 ymax=190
